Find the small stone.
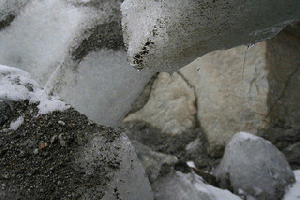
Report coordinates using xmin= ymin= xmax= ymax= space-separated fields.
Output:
xmin=33 ymin=148 xmax=39 ymax=154
xmin=39 ymin=142 xmax=48 ymax=150
xmin=2 ymin=173 xmax=9 ymax=179
xmin=50 ymin=135 xmax=58 ymax=143
xmin=58 ymin=120 xmax=65 ymax=126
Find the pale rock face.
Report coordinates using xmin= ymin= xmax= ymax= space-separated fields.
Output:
xmin=121 ymin=0 xmax=300 ymax=72
xmin=123 ymin=72 xmax=196 ymax=135
xmin=180 ymin=41 xmax=270 ymax=156
xmin=214 ymin=132 xmax=295 ymax=200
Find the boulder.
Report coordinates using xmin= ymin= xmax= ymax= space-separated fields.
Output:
xmin=179 ymin=23 xmax=300 ymax=155
xmin=214 ymin=132 xmax=295 ymax=200
xmin=123 ymin=72 xmax=196 ymax=135
xmin=121 ymin=0 xmax=300 ymax=72
xmin=181 ymin=41 xmax=269 ymax=156
xmin=0 ymin=65 xmax=153 ymax=199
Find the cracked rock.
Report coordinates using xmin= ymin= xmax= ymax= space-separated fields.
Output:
xmin=123 ymin=72 xmax=196 ymax=135
xmin=179 ymin=22 xmax=300 ymax=156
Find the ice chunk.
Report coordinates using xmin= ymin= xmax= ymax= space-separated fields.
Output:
xmin=45 ymin=49 xmax=152 ymax=127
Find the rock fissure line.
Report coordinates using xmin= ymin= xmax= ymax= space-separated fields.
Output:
xmin=177 ymin=71 xmax=200 ymax=129
xmin=268 ymin=66 xmax=300 ymax=125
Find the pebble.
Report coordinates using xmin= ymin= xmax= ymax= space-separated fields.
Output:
xmin=58 ymin=120 xmax=65 ymax=126
xmin=39 ymin=142 xmax=48 ymax=149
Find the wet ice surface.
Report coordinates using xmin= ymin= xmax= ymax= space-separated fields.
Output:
xmin=45 ymin=49 xmax=151 ymax=127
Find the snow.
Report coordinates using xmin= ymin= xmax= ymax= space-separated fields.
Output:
xmin=0 ymin=64 xmax=70 ymax=114
xmin=179 ymin=171 xmax=242 ymax=200
xmin=0 ymin=0 xmax=89 ymax=86
xmin=182 ymin=170 xmax=300 ymax=200
xmin=9 ymin=115 xmax=24 ymax=130
xmin=0 ymin=0 xmax=31 ymax=21
xmin=284 ymin=170 xmax=300 ymax=200
xmin=201 ymin=184 xmax=242 ymax=200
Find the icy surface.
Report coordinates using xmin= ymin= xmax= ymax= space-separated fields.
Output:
xmin=121 ymin=0 xmax=300 ymax=72
xmin=0 ymin=65 xmax=70 ymax=114
xmin=45 ymin=49 xmax=151 ymax=127
xmin=9 ymin=115 xmax=24 ymax=130
xmin=284 ymin=170 xmax=300 ymax=200
xmin=0 ymin=0 xmax=30 ymax=21
xmin=0 ymin=0 xmax=89 ymax=85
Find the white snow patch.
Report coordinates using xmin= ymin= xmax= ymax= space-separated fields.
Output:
xmin=9 ymin=115 xmax=24 ymax=130
xmin=178 ymin=171 xmax=242 ymax=200
xmin=0 ymin=64 xmax=70 ymax=114
xmin=284 ymin=170 xmax=300 ymax=200
xmin=203 ymin=184 xmax=242 ymax=200
xmin=232 ymin=132 xmax=260 ymax=143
